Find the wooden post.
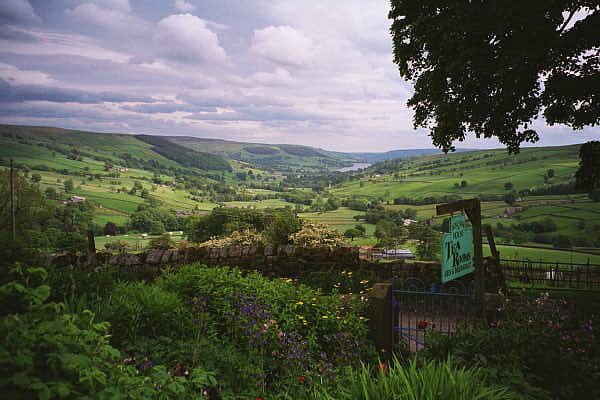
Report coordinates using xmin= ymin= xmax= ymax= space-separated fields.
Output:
xmin=9 ymin=159 xmax=16 ymax=241
xmin=436 ymin=198 xmax=485 ymax=320
xmin=87 ymin=230 xmax=96 ymax=264
xmin=485 ymin=225 xmax=500 ymax=260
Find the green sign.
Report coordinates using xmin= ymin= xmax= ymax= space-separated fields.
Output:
xmin=441 ymin=213 xmax=474 ymax=283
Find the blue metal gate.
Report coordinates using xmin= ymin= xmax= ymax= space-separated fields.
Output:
xmin=391 ymin=277 xmax=475 ymax=352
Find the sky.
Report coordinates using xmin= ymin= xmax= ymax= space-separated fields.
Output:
xmin=0 ymin=0 xmax=597 ymax=152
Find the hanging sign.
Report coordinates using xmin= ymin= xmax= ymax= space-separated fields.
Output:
xmin=441 ymin=213 xmax=474 ymax=283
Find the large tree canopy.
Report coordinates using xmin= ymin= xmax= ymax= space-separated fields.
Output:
xmin=389 ymin=1 xmax=599 ymax=153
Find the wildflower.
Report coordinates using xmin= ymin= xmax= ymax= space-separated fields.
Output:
xmin=359 ymin=316 xmax=365 ymax=320
xmin=299 ymin=375 xmax=306 ymax=384
xmin=322 ymin=315 xmax=329 ymax=319
xmin=418 ymin=320 xmax=428 ymax=330
xmin=296 ymin=301 xmax=304 ymax=305
xmin=378 ymin=362 xmax=388 ymax=372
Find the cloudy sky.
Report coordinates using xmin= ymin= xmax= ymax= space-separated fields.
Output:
xmin=0 ymin=0 xmax=597 ymax=152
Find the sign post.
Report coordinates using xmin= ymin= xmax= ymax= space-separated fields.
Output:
xmin=436 ymin=199 xmax=485 ymax=318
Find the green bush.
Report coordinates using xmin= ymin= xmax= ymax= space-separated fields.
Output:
xmin=424 ymin=293 xmax=600 ymax=399
xmin=99 ymin=282 xmax=191 ymax=346
xmin=0 ymin=265 xmax=217 ymax=399
xmin=312 ymin=358 xmax=514 ymax=400
xmin=155 ymin=264 xmax=373 ymax=393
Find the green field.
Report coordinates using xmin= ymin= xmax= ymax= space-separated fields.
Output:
xmin=332 ymin=145 xmax=579 ymax=200
xmin=484 ymin=244 xmax=600 ymax=264
xmin=95 ymin=233 xmax=185 ymax=252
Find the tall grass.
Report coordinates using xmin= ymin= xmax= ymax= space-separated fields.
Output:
xmin=313 ymin=357 xmax=514 ymax=400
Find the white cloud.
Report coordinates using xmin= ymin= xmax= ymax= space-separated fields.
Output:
xmin=94 ymin=0 xmax=131 ymax=13
xmin=0 ymin=63 xmax=55 ymax=85
xmin=0 ymin=0 xmax=40 ymax=23
xmin=67 ymin=3 xmax=130 ymax=31
xmin=251 ymin=26 xmax=313 ymax=67
xmin=155 ymin=14 xmax=229 ymax=65
xmin=174 ymin=1 xmax=195 ymax=13
xmin=0 ymin=29 xmax=131 ymax=63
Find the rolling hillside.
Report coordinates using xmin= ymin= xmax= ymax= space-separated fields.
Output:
xmin=333 ymin=145 xmax=580 ymax=200
xmin=169 ymin=136 xmax=357 ymax=171
xmin=0 ymin=125 xmax=232 ymax=173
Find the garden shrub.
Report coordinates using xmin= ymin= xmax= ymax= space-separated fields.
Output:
xmin=99 ymin=282 xmax=191 ymax=346
xmin=155 ymin=264 xmax=374 ymax=393
xmin=424 ymin=292 xmax=600 ymax=400
xmin=289 ymin=221 xmax=346 ymax=247
xmin=0 ymin=265 xmax=217 ymax=399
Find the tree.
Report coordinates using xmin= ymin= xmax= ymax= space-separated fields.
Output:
xmin=148 ymin=233 xmax=176 ymax=250
xmin=104 ymin=239 xmax=130 ymax=253
xmin=44 ymin=187 xmax=58 ymax=200
xmin=503 ymin=191 xmax=518 ymax=205
xmin=575 ymin=141 xmax=600 ymax=191
xmin=375 ymin=219 xmax=407 ymax=247
xmin=264 ymin=211 xmax=303 ymax=244
xmin=343 ymin=228 xmax=362 ymax=241
xmin=64 ymin=178 xmax=74 ymax=193
xmin=354 ymin=224 xmax=366 ymax=236
xmin=546 ymin=169 xmax=555 ymax=178
xmin=460 ymin=180 xmax=468 ymax=188
xmin=504 ymin=182 xmax=514 ymax=191
xmin=415 ymin=227 xmax=441 ymax=261
xmin=31 ymin=173 xmax=41 ymax=183
xmin=103 ymin=221 xmax=118 ymax=236
xmin=389 ymin=2 xmax=599 ymax=153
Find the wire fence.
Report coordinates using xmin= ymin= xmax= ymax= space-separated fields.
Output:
xmin=502 ymin=259 xmax=600 ymax=291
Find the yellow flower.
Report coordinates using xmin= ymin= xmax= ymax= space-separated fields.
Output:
xmin=284 ymin=278 xmax=293 ymax=283
xmin=311 ymin=303 xmax=317 ymax=307
xmin=359 ymin=316 xmax=366 ymax=320
xmin=347 ymin=271 xmax=353 ymax=276
xmin=321 ymin=315 xmax=329 ymax=319
xmin=296 ymin=301 xmax=304 ymax=305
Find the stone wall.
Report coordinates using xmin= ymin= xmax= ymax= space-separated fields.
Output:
xmin=44 ymin=244 xmax=361 ymax=280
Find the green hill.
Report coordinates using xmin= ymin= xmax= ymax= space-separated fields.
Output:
xmin=333 ymin=145 xmax=580 ymax=200
xmin=169 ymin=136 xmax=356 ymax=172
xmin=0 ymin=125 xmax=232 ymax=174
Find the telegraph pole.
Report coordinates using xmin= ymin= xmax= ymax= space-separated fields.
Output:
xmin=9 ymin=159 xmax=16 ymax=240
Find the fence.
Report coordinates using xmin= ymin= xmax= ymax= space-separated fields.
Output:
xmin=502 ymin=259 xmax=600 ymax=291
xmin=391 ymin=277 xmax=475 ymax=352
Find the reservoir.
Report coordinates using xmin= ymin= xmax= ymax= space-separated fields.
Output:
xmin=336 ymin=162 xmax=371 ymax=172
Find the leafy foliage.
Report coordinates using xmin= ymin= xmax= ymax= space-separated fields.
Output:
xmin=575 ymin=141 xmax=600 ymax=191
xmin=197 ymin=229 xmax=266 ymax=247
xmin=313 ymin=358 xmax=514 ymax=400
xmin=0 ymin=265 xmax=217 ymax=399
xmin=389 ymin=2 xmax=599 ymax=152
xmin=289 ymin=221 xmax=347 ymax=247
xmin=424 ymin=292 xmax=600 ymax=399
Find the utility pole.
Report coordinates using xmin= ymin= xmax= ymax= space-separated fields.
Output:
xmin=9 ymin=159 xmax=16 ymax=240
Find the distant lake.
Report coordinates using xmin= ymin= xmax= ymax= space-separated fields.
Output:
xmin=336 ymin=162 xmax=371 ymax=172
